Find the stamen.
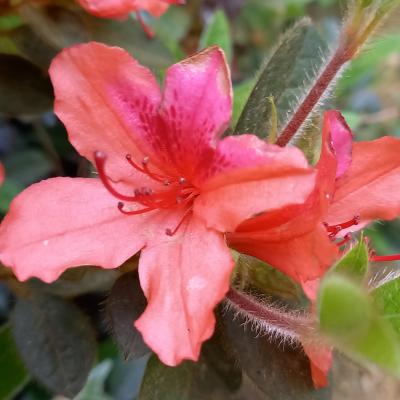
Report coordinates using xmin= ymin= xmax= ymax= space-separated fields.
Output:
xmin=336 ymin=234 xmax=352 ymax=247
xmin=117 ymin=202 xmax=156 ymax=215
xmin=370 ymin=254 xmax=400 ymax=262
xmin=324 ymin=215 xmax=360 ymax=238
xmin=166 ymin=209 xmax=193 ymax=236
xmin=94 ymin=151 xmax=137 ymax=202
xmin=126 ymin=154 xmax=166 ymax=183
xmin=179 ymin=177 xmax=186 ymax=185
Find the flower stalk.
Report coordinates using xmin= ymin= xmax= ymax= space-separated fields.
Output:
xmin=225 ymin=287 xmax=316 ymax=343
xmin=276 ymin=0 xmax=398 ymax=147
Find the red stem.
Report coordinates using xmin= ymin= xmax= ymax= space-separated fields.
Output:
xmin=225 ymin=287 xmax=314 ymax=339
xmin=276 ymin=45 xmax=350 ymax=147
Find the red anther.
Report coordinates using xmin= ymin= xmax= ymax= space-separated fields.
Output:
xmin=94 ymin=151 xmax=137 ymax=202
xmin=179 ymin=177 xmax=186 ymax=185
xmin=117 ymin=202 xmax=156 ymax=215
xmin=325 ymin=215 xmax=360 ymax=236
xmin=126 ymin=154 xmax=146 ymax=174
xmin=370 ymin=254 xmax=400 ymax=262
xmin=126 ymin=153 xmax=167 ymax=183
xmin=336 ymin=234 xmax=352 ymax=247
xmin=142 ymin=156 xmax=149 ymax=165
xmin=165 ymin=209 xmax=192 ymax=236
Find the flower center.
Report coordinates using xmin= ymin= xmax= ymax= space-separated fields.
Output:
xmin=94 ymin=151 xmax=198 ymax=235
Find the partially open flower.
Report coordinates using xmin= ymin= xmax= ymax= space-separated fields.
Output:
xmin=229 ymin=110 xmax=400 ymax=288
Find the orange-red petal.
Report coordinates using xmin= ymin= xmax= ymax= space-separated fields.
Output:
xmin=0 ymin=178 xmax=150 ymax=282
xmin=49 ymin=42 xmax=162 ymax=184
xmin=135 ymin=213 xmax=234 ymax=365
xmin=327 ymin=136 xmax=400 ymax=226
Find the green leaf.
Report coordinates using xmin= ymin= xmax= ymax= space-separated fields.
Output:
xmin=151 ymin=7 xmax=190 ymax=61
xmin=372 ymin=277 xmax=400 ymax=337
xmin=232 ymin=79 xmax=255 ymax=127
xmin=139 ymin=356 xmax=192 ymax=400
xmin=234 ymin=255 xmax=307 ymax=306
xmin=234 ymin=18 xmax=329 ymax=138
xmin=88 ymin=16 xmax=173 ymax=69
xmin=5 ymin=25 xmax=58 ymax=69
xmin=74 ymin=360 xmax=113 ymax=400
xmin=0 ymin=179 xmax=24 ymax=213
xmin=0 ymin=15 xmax=23 ymax=30
xmin=346 ymin=317 xmax=400 ymax=375
xmin=318 ymin=275 xmax=371 ymax=338
xmin=0 ymin=54 xmax=53 ymax=116
xmin=0 ymin=324 xmax=30 ymax=400
xmin=199 ymin=10 xmax=232 ymax=65
xmin=18 ymin=4 xmax=88 ymax=49
xmin=32 ymin=266 xmax=120 ymax=297
xmin=3 ymin=149 xmax=53 ymax=186
xmin=139 ymin=325 xmax=242 ymax=399
xmin=221 ymin=308 xmax=330 ymax=399
xmin=18 ymin=4 xmax=173 ymax=69
xmin=11 ymin=291 xmax=97 ymax=397
xmin=106 ymin=272 xmax=150 ymax=360
xmin=318 ymin=275 xmax=400 ymax=374
xmin=330 ymin=238 xmax=369 ymax=283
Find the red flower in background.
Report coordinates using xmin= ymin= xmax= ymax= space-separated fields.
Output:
xmin=77 ymin=0 xmax=185 ymax=36
xmin=78 ymin=0 xmax=183 ymax=20
xmin=0 ymin=43 xmax=317 ymax=366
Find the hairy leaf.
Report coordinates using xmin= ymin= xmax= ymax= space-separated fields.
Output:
xmin=0 ymin=324 xmax=29 ymax=400
xmin=221 ymin=308 xmax=330 ymax=399
xmin=139 ymin=324 xmax=242 ymax=400
xmin=0 ymin=54 xmax=52 ymax=116
xmin=106 ymin=272 xmax=150 ymax=360
xmin=11 ymin=291 xmax=97 ymax=397
xmin=234 ymin=18 xmax=329 ymax=139
xmin=232 ymin=79 xmax=255 ymax=127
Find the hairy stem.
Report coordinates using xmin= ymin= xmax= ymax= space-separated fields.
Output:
xmin=276 ymin=1 xmax=398 ymax=147
xmin=276 ymin=44 xmax=349 ymax=147
xmin=225 ymin=287 xmax=315 ymax=342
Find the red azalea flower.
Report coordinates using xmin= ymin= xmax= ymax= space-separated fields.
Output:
xmin=77 ymin=0 xmax=183 ymax=20
xmin=229 ymin=110 xmax=400 ymax=286
xmin=229 ymin=110 xmax=400 ymax=387
xmin=0 ymin=43 xmax=317 ymax=366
